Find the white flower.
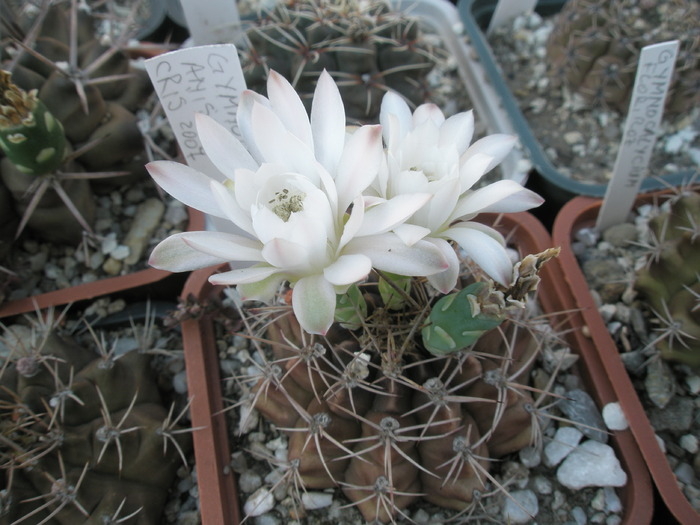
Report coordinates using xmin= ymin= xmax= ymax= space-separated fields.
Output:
xmin=147 ymin=71 xmax=448 ymax=335
xmin=375 ymin=92 xmax=544 ymax=292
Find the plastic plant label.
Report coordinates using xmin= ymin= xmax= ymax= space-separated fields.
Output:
xmin=179 ymin=0 xmax=242 ymax=45
xmin=144 ymin=44 xmax=246 ymax=179
xmin=145 ymin=44 xmax=250 ymax=243
xmin=596 ymin=40 xmax=679 ymax=231
xmin=487 ymin=0 xmax=537 ymax=35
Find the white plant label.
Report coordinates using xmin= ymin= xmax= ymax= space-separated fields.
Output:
xmin=179 ymin=0 xmax=243 ymax=45
xmin=145 ymin=44 xmax=246 ymax=178
xmin=596 ymin=40 xmax=679 ymax=230
xmin=145 ymin=44 xmax=249 ymax=241
xmin=487 ymin=0 xmax=537 ymax=35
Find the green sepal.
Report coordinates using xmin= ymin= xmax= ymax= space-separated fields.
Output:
xmin=378 ymin=272 xmax=412 ymax=311
xmin=335 ymin=284 xmax=368 ymax=330
xmin=422 ymin=282 xmax=504 ymax=356
xmin=0 ymin=98 xmax=65 ymax=175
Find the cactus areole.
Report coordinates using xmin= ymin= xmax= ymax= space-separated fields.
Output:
xmin=0 ymin=70 xmax=66 ymax=175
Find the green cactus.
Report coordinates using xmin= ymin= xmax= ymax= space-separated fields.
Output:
xmin=239 ymin=0 xmax=439 ymax=121
xmin=634 ymin=189 xmax=700 ymax=369
xmin=0 ymin=2 xmax=160 ymax=244
xmin=0 ymin=308 xmax=191 ymax=524
xmin=244 ymin=248 xmax=560 ymax=522
xmin=0 ymin=71 xmax=65 ymax=175
xmin=545 ymin=0 xmax=700 ymax=115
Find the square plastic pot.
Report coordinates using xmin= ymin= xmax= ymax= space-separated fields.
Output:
xmin=181 ymin=211 xmax=652 ymax=524
xmin=553 ymin=192 xmax=700 ymax=525
xmin=456 ymin=0 xmax=693 ymax=224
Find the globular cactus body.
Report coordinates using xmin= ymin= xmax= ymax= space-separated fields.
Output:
xmin=0 ymin=319 xmax=190 ymax=524
xmin=546 ymin=0 xmax=700 ymax=115
xmin=240 ymin=0 xmax=438 ymax=120
xmin=634 ymin=190 xmax=700 ymax=368
xmin=1 ymin=2 xmax=158 ymax=243
xmin=247 ymin=249 xmax=558 ymax=522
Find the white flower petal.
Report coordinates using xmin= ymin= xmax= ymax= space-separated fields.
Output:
xmin=338 ymin=195 xmax=365 ymax=251
xmin=292 ymin=274 xmax=336 ymax=335
xmin=412 ymin=103 xmax=444 ymax=127
xmin=237 ymin=89 xmax=270 ymax=163
xmin=426 ymin=177 xmax=460 ymax=232
xmin=262 ymin=238 xmax=309 ymax=269
xmin=251 ymin=101 xmax=316 ymax=174
xmin=439 ymin=110 xmax=474 ymax=153
xmin=181 ymin=231 xmax=265 ymax=262
xmin=146 ymin=161 xmax=226 ymax=218
xmin=210 ymin=265 xmax=281 ymax=285
xmin=324 ymin=254 xmax=371 ymax=286
xmin=443 ymin=224 xmax=512 ymax=286
xmin=149 ymin=234 xmax=229 ymax=272
xmin=345 ymin=234 xmax=448 ymax=276
xmin=311 ymin=70 xmax=346 ymax=175
xmin=461 ymin=134 xmax=516 ymax=176
xmin=210 ymin=180 xmax=255 ymax=236
xmin=195 ymin=113 xmax=258 ymax=174
xmin=335 ymin=124 xmax=383 ymax=212
xmin=380 ymin=91 xmax=412 ymax=148
xmin=424 ymin=238 xmax=460 ymax=293
xmin=267 ymin=70 xmax=314 ymax=150
xmin=458 ymin=152 xmax=497 ymax=191
xmin=356 ymin=193 xmax=432 ymax=237
xmin=393 ymin=223 xmax=431 ymax=246
xmin=453 ymin=180 xmax=543 ymax=219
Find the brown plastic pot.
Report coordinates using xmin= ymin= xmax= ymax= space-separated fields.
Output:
xmin=181 ymin=211 xmax=652 ymax=524
xmin=553 ymin=193 xmax=700 ymax=525
xmin=0 ymin=207 xmax=204 ymax=318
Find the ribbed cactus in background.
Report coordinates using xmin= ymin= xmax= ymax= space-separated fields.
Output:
xmin=0 ymin=1 xmax=158 ymax=243
xmin=545 ymin=0 xmax=700 ymax=115
xmin=246 ymin=248 xmax=560 ymax=522
xmin=0 ymin=310 xmax=190 ymax=524
xmin=634 ymin=189 xmax=700 ymax=369
xmin=240 ymin=0 xmax=439 ymax=121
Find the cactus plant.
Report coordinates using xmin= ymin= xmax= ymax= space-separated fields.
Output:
xmin=240 ymin=0 xmax=440 ymax=121
xmin=235 ymin=247 xmax=560 ymax=523
xmin=0 ymin=0 xmax=165 ymax=244
xmin=0 ymin=304 xmax=191 ymax=524
xmin=545 ymin=0 xmax=700 ymax=115
xmin=634 ymin=188 xmax=700 ymax=369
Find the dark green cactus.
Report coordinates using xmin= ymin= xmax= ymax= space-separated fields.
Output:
xmin=240 ymin=0 xmax=439 ymax=120
xmin=546 ymin=0 xmax=700 ymax=115
xmin=634 ymin=189 xmax=700 ymax=369
xmin=246 ymin=248 xmax=559 ymax=522
xmin=0 ymin=310 xmax=191 ymax=524
xmin=0 ymin=2 xmax=159 ymax=244
xmin=0 ymin=71 xmax=65 ymax=175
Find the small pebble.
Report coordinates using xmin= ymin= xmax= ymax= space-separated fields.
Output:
xmin=681 ymin=434 xmax=699 ymax=454
xmin=544 ymin=427 xmax=583 ymax=467
xmin=502 ymin=489 xmax=538 ymax=524
xmin=557 ymin=440 xmax=627 ymax=489
xmin=244 ymin=488 xmax=275 ymax=517
xmin=302 ymin=492 xmax=333 ymax=510
xmin=602 ymin=402 xmax=629 ymax=431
